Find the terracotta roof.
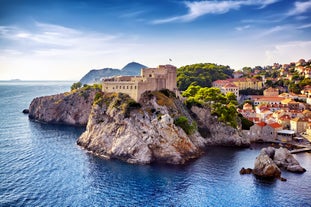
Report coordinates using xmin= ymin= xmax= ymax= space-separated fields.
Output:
xmin=279 ymin=115 xmax=291 ymax=121
xmin=254 ymin=97 xmax=285 ymax=102
xmin=256 ymin=122 xmax=266 ymax=127
xmin=269 ymin=122 xmax=282 ymax=129
xmin=265 ymin=87 xmax=278 ymax=92
xmin=223 ymin=83 xmax=238 ymax=88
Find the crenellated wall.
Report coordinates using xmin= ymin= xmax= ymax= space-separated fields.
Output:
xmin=102 ymin=65 xmax=177 ymax=102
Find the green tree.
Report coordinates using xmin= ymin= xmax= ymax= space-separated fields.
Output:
xmin=71 ymin=82 xmax=82 ymax=91
xmin=174 ymin=116 xmax=196 ymax=135
xmin=177 ymin=63 xmax=234 ymax=91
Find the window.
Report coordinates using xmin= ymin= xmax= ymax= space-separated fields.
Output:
xmin=130 ymin=86 xmax=132 ymax=89
xmin=127 ymin=86 xmax=129 ymax=89
xmin=123 ymin=86 xmax=125 ymax=89
xmin=149 ymin=74 xmax=152 ymax=77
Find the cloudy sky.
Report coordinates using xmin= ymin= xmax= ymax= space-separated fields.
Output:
xmin=1 ymin=0 xmax=311 ymax=80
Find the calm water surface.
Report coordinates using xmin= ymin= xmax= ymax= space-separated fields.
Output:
xmin=1 ymin=81 xmax=311 ymax=207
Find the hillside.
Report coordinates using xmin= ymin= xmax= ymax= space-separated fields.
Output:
xmin=79 ymin=62 xmax=147 ymax=84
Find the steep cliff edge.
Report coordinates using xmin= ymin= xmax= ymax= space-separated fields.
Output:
xmin=28 ymin=87 xmax=100 ymax=126
xmin=77 ymin=91 xmax=206 ymax=164
xmin=190 ymin=106 xmax=250 ymax=147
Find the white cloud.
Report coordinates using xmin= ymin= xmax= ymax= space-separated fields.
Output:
xmin=256 ymin=25 xmax=289 ymax=38
xmin=0 ymin=22 xmax=143 ymax=80
xmin=152 ymin=0 xmax=280 ymax=24
xmin=235 ymin=25 xmax=251 ymax=31
xmin=287 ymin=0 xmax=311 ymax=16
xmin=265 ymin=41 xmax=311 ymax=63
xmin=297 ymin=23 xmax=311 ymax=29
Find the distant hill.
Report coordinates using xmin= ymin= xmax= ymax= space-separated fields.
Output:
xmin=79 ymin=62 xmax=147 ymax=84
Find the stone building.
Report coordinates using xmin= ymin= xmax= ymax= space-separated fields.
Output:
xmin=212 ymin=78 xmax=263 ymax=91
xmin=263 ymin=87 xmax=279 ymax=97
xmin=102 ymin=64 xmax=177 ymax=102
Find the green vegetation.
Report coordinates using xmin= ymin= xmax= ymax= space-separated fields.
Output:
xmin=182 ymin=85 xmax=238 ymax=128
xmin=71 ymin=82 xmax=82 ymax=91
xmin=289 ymin=78 xmax=311 ymax=94
xmin=239 ymin=114 xmax=254 ymax=130
xmin=93 ymin=92 xmax=104 ymax=106
xmin=123 ymin=99 xmax=142 ymax=118
xmin=174 ymin=116 xmax=196 ymax=135
xmin=177 ymin=63 xmax=234 ymax=91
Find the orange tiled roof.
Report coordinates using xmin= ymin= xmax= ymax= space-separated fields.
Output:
xmin=256 ymin=122 xmax=266 ymax=127
xmin=254 ymin=97 xmax=285 ymax=102
xmin=279 ymin=115 xmax=291 ymax=121
xmin=269 ymin=122 xmax=282 ymax=129
xmin=223 ymin=83 xmax=238 ymax=88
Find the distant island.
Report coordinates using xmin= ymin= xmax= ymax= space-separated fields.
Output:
xmin=79 ymin=62 xmax=147 ymax=85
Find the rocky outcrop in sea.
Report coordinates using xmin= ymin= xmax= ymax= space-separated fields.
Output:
xmin=77 ymin=91 xmax=206 ymax=164
xmin=28 ymin=87 xmax=252 ymax=164
xmin=28 ymin=87 xmax=100 ymax=126
xmin=241 ymin=147 xmax=306 ymax=180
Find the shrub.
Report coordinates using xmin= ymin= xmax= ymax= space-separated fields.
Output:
xmin=174 ymin=116 xmax=196 ymax=135
xmin=71 ymin=82 xmax=82 ymax=91
xmin=93 ymin=92 xmax=103 ymax=106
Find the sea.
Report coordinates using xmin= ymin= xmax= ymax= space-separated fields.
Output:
xmin=0 ymin=81 xmax=311 ymax=207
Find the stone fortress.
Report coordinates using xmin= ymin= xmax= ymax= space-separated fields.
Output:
xmin=102 ymin=64 xmax=177 ymax=102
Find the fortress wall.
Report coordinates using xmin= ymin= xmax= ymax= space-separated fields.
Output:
xmin=102 ymin=81 xmax=139 ymax=101
xmin=102 ymin=65 xmax=177 ymax=102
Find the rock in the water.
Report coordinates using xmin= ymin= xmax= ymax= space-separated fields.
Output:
xmin=240 ymin=167 xmax=253 ymax=174
xmin=273 ymin=147 xmax=306 ymax=173
xmin=77 ymin=91 xmax=206 ymax=164
xmin=253 ymin=152 xmax=281 ymax=178
xmin=22 ymin=109 xmax=29 ymax=114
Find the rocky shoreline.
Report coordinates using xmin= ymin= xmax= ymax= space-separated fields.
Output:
xmin=27 ymin=88 xmax=250 ymax=164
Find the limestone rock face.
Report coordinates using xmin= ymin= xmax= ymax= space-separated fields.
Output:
xmin=28 ymin=88 xmax=99 ymax=126
xmin=251 ymin=147 xmax=305 ymax=179
xmin=77 ymin=92 xmax=206 ymax=164
xmin=190 ymin=106 xmax=250 ymax=147
xmin=274 ymin=147 xmax=306 ymax=173
xmin=253 ymin=149 xmax=281 ymax=178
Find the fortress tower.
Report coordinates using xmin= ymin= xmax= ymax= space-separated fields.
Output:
xmin=102 ymin=65 xmax=177 ymax=102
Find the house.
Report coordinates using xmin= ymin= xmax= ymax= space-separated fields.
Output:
xmin=252 ymin=96 xmax=285 ymax=106
xmin=263 ymin=87 xmax=279 ymax=97
xmin=290 ymin=117 xmax=309 ymax=134
xmin=212 ymin=78 xmax=263 ymax=91
xmin=249 ymin=122 xmax=283 ymax=141
xmin=277 ymin=115 xmax=291 ymax=129
xmin=277 ymin=130 xmax=296 ymax=142
xmin=221 ymin=83 xmax=239 ymax=98
xmin=262 ymin=122 xmax=283 ymax=141
xmin=249 ymin=122 xmax=266 ymax=141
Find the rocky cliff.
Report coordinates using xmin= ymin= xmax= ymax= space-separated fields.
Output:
xmin=28 ymin=86 xmax=252 ymax=164
xmin=190 ymin=106 xmax=250 ymax=147
xmin=28 ymin=87 xmax=100 ymax=126
xmin=77 ymin=91 xmax=206 ymax=164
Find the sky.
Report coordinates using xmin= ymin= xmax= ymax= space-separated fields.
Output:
xmin=0 ymin=0 xmax=311 ymax=80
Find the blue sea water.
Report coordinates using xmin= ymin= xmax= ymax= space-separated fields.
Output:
xmin=0 ymin=81 xmax=311 ymax=207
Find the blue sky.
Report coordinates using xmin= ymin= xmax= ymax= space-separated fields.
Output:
xmin=1 ymin=0 xmax=311 ymax=80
